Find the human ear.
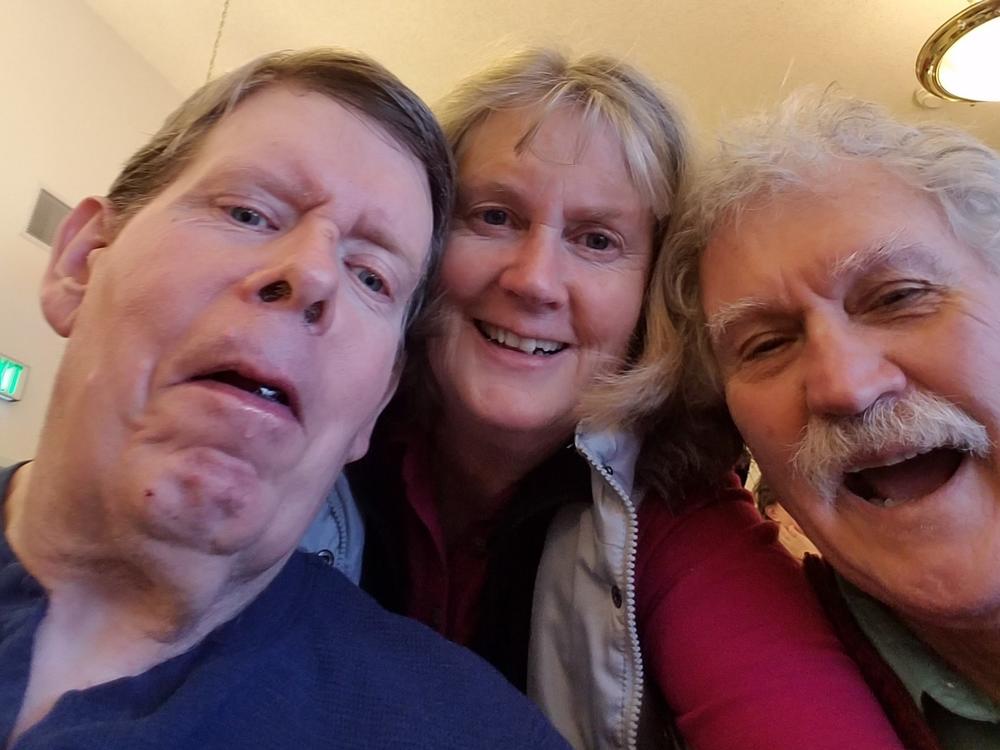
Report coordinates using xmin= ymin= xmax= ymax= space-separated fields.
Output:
xmin=40 ymin=197 xmax=115 ymax=337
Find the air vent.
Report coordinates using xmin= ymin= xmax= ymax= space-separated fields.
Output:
xmin=26 ymin=189 xmax=71 ymax=247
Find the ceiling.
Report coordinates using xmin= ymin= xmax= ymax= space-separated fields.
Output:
xmin=84 ymin=0 xmax=1000 ymax=150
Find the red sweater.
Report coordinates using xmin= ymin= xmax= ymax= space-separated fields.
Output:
xmin=392 ymin=437 xmax=904 ymax=748
xmin=637 ymin=486 xmax=905 ymax=749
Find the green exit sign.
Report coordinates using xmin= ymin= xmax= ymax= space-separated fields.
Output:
xmin=0 ymin=355 xmax=26 ymax=401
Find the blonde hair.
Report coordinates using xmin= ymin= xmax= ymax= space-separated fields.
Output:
xmin=438 ymin=47 xmax=687 ymax=234
xmin=402 ymin=49 xmax=694 ymax=442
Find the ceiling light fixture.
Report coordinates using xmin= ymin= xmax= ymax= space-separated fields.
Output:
xmin=917 ymin=0 xmax=1000 ymax=102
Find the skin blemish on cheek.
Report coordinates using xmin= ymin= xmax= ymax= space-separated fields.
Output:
xmin=217 ymin=494 xmax=245 ymax=520
xmin=144 ymin=489 xmax=154 ymax=498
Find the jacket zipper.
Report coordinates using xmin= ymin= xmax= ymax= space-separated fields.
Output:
xmin=577 ymin=442 xmax=645 ymax=750
xmin=326 ymin=485 xmax=348 ymax=570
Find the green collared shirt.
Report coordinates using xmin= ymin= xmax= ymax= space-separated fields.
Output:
xmin=840 ymin=577 xmax=1000 ymax=749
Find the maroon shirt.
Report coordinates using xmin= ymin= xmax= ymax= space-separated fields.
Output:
xmin=399 ymin=439 xmax=499 ymax=644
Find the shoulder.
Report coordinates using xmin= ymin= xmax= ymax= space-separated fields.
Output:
xmin=638 ymin=477 xmax=770 ymax=555
xmin=307 ymin=558 xmax=520 ymax=690
xmin=247 ymin=554 xmax=569 ymax=749
xmin=635 ymin=479 xmax=799 ymax=610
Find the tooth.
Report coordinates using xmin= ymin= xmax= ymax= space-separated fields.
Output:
xmin=881 ymin=451 xmax=920 ymax=468
xmin=480 ymin=321 xmax=564 ymax=355
xmin=257 ymin=385 xmax=280 ymax=402
xmin=851 ymin=449 xmax=927 ymax=472
xmin=864 ymin=495 xmax=906 ymax=508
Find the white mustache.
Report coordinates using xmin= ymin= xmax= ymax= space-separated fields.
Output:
xmin=792 ymin=390 xmax=992 ymax=498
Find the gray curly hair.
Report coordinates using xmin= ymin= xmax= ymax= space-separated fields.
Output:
xmin=618 ymin=89 xmax=1000 ymax=499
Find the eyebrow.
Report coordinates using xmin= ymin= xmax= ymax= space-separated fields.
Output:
xmin=191 ymin=162 xmax=329 ymax=208
xmin=457 ymin=179 xmax=526 ymax=206
xmin=355 ymin=210 xmax=419 ymax=275
xmin=831 ymin=234 xmax=953 ymax=281
xmin=705 ymin=236 xmax=954 ymax=347
xmin=706 ymin=297 xmax=775 ymax=347
xmin=459 ymin=179 xmax=634 ymax=224
xmin=194 ymin=162 xmax=419 ymax=267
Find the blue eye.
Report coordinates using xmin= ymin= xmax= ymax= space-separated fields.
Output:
xmin=356 ymin=268 xmax=386 ymax=295
xmin=228 ymin=206 xmax=272 ymax=229
xmin=482 ymin=209 xmax=508 ymax=226
xmin=583 ymin=232 xmax=611 ymax=250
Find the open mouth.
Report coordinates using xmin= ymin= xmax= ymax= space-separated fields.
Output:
xmin=191 ymin=369 xmax=297 ymax=418
xmin=474 ymin=320 xmax=568 ymax=356
xmin=842 ymin=447 xmax=965 ymax=508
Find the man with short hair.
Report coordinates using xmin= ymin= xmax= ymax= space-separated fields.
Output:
xmin=661 ymin=92 xmax=1000 ymax=748
xmin=0 ymin=48 xmax=568 ymax=750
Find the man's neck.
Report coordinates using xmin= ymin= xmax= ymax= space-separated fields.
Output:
xmin=907 ymin=617 xmax=1000 ymax=706
xmin=2 ymin=461 xmax=288 ymax=738
xmin=7 ymin=460 xmax=284 ymax=628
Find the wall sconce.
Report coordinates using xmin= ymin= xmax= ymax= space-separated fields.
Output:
xmin=917 ymin=0 xmax=1000 ymax=102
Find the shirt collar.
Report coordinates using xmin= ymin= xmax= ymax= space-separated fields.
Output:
xmin=574 ymin=425 xmax=640 ymax=500
xmin=839 ymin=574 xmax=1000 ymax=723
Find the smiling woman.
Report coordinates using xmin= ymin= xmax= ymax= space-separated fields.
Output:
xmin=428 ymin=105 xmax=652 ymax=453
xmin=308 ymin=48 xmax=911 ymax=750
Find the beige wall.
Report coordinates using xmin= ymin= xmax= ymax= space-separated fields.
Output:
xmin=0 ymin=1 xmax=181 ymax=463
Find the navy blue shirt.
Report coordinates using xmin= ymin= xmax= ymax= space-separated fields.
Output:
xmin=0 ymin=465 xmax=569 ymax=749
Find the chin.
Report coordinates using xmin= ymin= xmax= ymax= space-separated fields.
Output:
xmin=899 ymin=583 xmax=1000 ymax=630
xmin=854 ymin=560 xmax=1000 ymax=631
xmin=117 ymin=444 xmax=275 ymax=553
xmin=476 ymin=401 xmax=575 ymax=438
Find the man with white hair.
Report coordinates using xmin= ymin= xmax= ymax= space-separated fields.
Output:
xmin=656 ymin=92 xmax=1000 ymax=748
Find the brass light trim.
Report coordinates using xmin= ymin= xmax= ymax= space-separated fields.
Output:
xmin=916 ymin=0 xmax=1000 ymax=102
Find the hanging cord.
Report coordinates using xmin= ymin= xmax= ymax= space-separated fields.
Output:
xmin=206 ymin=0 xmax=232 ymax=82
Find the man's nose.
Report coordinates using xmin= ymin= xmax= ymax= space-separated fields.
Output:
xmin=497 ymin=226 xmax=568 ymax=309
xmin=803 ymin=322 xmax=907 ymax=418
xmin=243 ymin=219 xmax=340 ymax=335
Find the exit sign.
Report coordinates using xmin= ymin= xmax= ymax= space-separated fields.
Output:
xmin=0 ymin=355 xmax=26 ymax=401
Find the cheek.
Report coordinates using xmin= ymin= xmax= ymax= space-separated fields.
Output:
xmin=577 ymin=276 xmax=644 ymax=355
xmin=425 ymin=301 xmax=465 ymax=379
xmin=900 ymin=310 xmax=1000 ymax=427
xmin=96 ymin=237 xmax=223 ymax=347
xmin=426 ymin=335 xmax=451 ymax=393
xmin=311 ymin=324 xmax=400 ymax=427
xmin=345 ymin=335 xmax=397 ymax=403
xmin=438 ymin=240 xmax=490 ymax=305
xmin=725 ymin=384 xmax=793 ymax=463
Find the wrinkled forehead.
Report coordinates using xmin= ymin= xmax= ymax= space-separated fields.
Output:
xmin=459 ymin=102 xmax=656 ymax=192
xmin=706 ymin=164 xmax=955 ymax=269
xmin=458 ymin=103 xmax=611 ymax=160
xmin=456 ymin=104 xmax=659 ymax=236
